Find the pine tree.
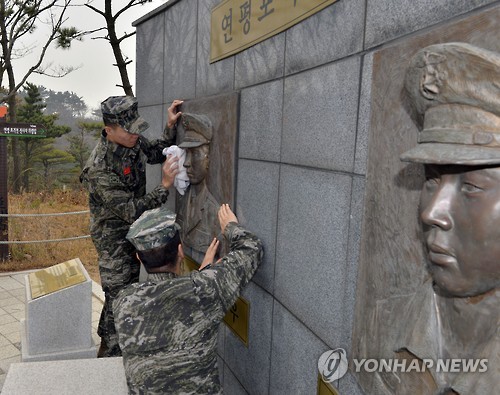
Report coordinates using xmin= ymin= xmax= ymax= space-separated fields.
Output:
xmin=17 ymin=83 xmax=72 ymax=191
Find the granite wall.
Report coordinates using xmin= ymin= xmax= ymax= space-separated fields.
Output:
xmin=133 ymin=0 xmax=500 ymax=393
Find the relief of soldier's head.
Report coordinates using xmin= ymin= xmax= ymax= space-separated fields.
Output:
xmin=400 ymin=43 xmax=500 ymax=298
xmin=178 ymin=113 xmax=213 ymax=185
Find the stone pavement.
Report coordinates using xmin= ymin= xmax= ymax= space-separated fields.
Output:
xmin=0 ymin=270 xmax=103 ymax=392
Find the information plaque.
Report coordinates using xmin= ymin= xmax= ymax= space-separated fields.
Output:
xmin=28 ymin=258 xmax=87 ymax=299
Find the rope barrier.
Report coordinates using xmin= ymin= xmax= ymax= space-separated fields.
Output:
xmin=0 ymin=235 xmax=91 ymax=244
xmin=0 ymin=210 xmax=91 ymax=244
xmin=0 ymin=210 xmax=89 ymax=217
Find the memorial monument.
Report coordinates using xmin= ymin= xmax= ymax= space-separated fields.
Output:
xmin=357 ymin=42 xmax=500 ymax=395
xmin=21 ymin=258 xmax=96 ymax=361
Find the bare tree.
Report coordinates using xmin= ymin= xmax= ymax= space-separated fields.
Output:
xmin=0 ymin=0 xmax=82 ymax=192
xmin=85 ymin=0 xmax=155 ymax=96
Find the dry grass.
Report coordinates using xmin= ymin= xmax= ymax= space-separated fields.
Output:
xmin=1 ymin=189 xmax=100 ymax=284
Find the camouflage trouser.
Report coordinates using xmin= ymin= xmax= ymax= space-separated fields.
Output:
xmin=98 ymin=255 xmax=140 ymax=357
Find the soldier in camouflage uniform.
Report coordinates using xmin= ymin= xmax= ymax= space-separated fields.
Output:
xmin=80 ymin=96 xmax=183 ymax=357
xmin=114 ymin=204 xmax=263 ymax=394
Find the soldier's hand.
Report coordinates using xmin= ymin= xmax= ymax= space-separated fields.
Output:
xmin=199 ymin=238 xmax=220 ymax=270
xmin=167 ymin=99 xmax=183 ymax=128
xmin=161 ymin=155 xmax=179 ymax=189
xmin=218 ymin=204 xmax=238 ymax=233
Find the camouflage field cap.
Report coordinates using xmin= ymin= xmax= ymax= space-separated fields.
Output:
xmin=178 ymin=113 xmax=212 ymax=148
xmin=400 ymin=42 xmax=500 ymax=165
xmin=101 ymin=95 xmax=149 ymax=135
xmin=126 ymin=206 xmax=180 ymax=252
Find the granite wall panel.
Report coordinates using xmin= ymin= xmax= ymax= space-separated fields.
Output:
xmin=365 ymin=0 xmax=498 ymax=48
xmin=269 ymin=301 xmax=329 ymax=395
xmin=285 ymin=0 xmax=365 ymax=75
xmin=238 ymin=80 xmax=283 ymax=163
xmin=196 ymin=0 xmax=235 ymax=97
xmin=235 ymin=33 xmax=285 ymax=90
xmin=282 ymin=57 xmax=361 ymax=172
xmin=163 ymin=0 xmax=198 ymax=102
xmin=354 ymin=53 xmax=373 ymax=176
xmin=236 ymin=160 xmax=280 ymax=293
xmin=223 ymin=365 xmax=249 ymax=395
xmin=136 ymin=13 xmax=164 ymax=106
xmin=275 ymin=165 xmax=351 ymax=348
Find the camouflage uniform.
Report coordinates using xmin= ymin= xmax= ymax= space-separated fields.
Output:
xmin=114 ymin=222 xmax=264 ymax=394
xmin=80 ymin=96 xmax=175 ymax=357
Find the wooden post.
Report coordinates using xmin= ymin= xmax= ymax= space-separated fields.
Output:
xmin=0 ymin=106 xmax=8 ymax=261
xmin=0 ymin=112 xmax=46 ymax=262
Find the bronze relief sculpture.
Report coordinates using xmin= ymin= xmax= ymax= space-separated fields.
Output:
xmin=364 ymin=43 xmax=500 ymax=395
xmin=175 ymin=113 xmax=222 ymax=264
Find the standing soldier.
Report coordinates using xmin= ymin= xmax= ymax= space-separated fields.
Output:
xmin=80 ymin=96 xmax=182 ymax=357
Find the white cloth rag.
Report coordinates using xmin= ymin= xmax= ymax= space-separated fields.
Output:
xmin=163 ymin=145 xmax=190 ymax=195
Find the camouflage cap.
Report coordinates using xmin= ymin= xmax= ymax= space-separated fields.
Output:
xmin=101 ymin=95 xmax=149 ymax=135
xmin=400 ymin=42 xmax=500 ymax=165
xmin=126 ymin=206 xmax=180 ymax=252
xmin=178 ymin=113 xmax=213 ymax=148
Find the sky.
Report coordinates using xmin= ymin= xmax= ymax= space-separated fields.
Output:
xmin=12 ymin=0 xmax=165 ymax=114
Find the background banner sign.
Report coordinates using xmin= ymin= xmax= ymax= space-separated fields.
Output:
xmin=0 ymin=123 xmax=46 ymax=138
xmin=210 ymin=0 xmax=338 ymax=63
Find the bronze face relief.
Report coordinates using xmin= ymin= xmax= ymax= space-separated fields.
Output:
xmin=420 ymin=164 xmax=500 ymax=298
xmin=401 ymin=42 xmax=500 ymax=299
xmin=358 ymin=43 xmax=500 ymax=395
xmin=399 ymin=42 xmax=500 ymax=394
xmin=184 ymin=145 xmax=210 ymax=186
xmin=175 ymin=113 xmax=222 ymax=264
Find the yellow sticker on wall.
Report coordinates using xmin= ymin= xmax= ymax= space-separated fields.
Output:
xmin=223 ymin=296 xmax=250 ymax=346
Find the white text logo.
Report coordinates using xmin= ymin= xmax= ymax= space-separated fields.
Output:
xmin=353 ymin=358 xmax=488 ymax=373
